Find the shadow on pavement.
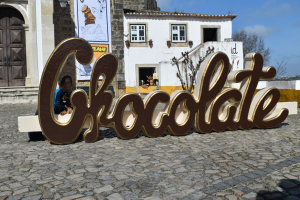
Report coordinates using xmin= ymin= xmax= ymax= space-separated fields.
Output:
xmin=32 ymin=121 xmax=289 ymax=144
xmin=256 ymin=179 xmax=300 ymax=200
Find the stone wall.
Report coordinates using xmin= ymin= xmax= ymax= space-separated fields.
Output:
xmin=123 ymin=0 xmax=147 ymax=10
xmin=110 ymin=0 xmax=125 ymax=97
xmin=146 ymin=0 xmax=160 ymax=11
xmin=123 ymin=0 xmax=160 ymax=11
xmin=53 ymin=0 xmax=76 ymax=88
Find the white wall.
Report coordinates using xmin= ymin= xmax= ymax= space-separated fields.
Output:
xmin=190 ymin=42 xmax=244 ymax=71
xmin=257 ymin=80 xmax=300 ymax=90
xmin=124 ymin=16 xmax=234 ymax=87
xmin=158 ymin=42 xmax=243 ymax=87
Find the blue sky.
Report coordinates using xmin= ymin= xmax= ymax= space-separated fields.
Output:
xmin=157 ymin=0 xmax=300 ymax=76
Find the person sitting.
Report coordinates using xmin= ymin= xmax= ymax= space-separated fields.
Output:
xmin=54 ymin=75 xmax=73 ymax=115
xmin=28 ymin=75 xmax=74 ymax=141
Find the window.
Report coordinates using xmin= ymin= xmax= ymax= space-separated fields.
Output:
xmin=130 ymin=25 xmax=146 ymax=42
xmin=201 ymin=25 xmax=220 ymax=43
xmin=139 ymin=67 xmax=155 ymax=86
xmin=203 ymin=28 xmax=218 ymax=42
xmin=171 ymin=25 xmax=186 ymax=42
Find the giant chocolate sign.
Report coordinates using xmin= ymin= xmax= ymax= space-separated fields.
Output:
xmin=38 ymin=38 xmax=288 ymax=144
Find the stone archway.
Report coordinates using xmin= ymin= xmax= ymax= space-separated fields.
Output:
xmin=0 ymin=6 xmax=27 ymax=86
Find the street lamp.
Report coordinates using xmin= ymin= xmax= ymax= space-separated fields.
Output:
xmin=54 ymin=0 xmax=68 ymax=21
xmin=58 ymin=0 xmax=68 ymax=10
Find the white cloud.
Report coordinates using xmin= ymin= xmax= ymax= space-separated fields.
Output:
xmin=248 ymin=1 xmax=299 ymax=21
xmin=264 ymin=3 xmax=294 ymax=17
xmin=292 ymin=21 xmax=300 ymax=27
xmin=244 ymin=25 xmax=280 ymax=37
xmin=157 ymin=0 xmax=172 ymax=10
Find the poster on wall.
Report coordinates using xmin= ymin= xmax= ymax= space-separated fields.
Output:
xmin=75 ymin=0 xmax=112 ymax=80
xmin=230 ymin=43 xmax=242 ymax=71
xmin=76 ymin=44 xmax=109 ymax=80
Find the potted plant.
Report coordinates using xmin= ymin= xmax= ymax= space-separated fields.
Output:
xmin=167 ymin=40 xmax=171 ymax=46
xmin=125 ymin=40 xmax=130 ymax=47
xmin=149 ymin=39 xmax=153 ymax=45
xmin=189 ymin=40 xmax=193 ymax=45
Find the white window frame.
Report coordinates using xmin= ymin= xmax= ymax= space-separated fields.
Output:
xmin=171 ymin=24 xmax=186 ymax=43
xmin=130 ymin=24 xmax=146 ymax=43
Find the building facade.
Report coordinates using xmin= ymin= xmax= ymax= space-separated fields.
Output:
xmin=0 ymin=0 xmax=159 ymax=103
xmin=123 ymin=11 xmax=243 ymax=94
xmin=0 ymin=0 xmax=241 ymax=103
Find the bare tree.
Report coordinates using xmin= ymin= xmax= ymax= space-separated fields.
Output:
xmin=171 ymin=47 xmax=214 ymax=93
xmin=233 ymin=28 xmax=271 ymax=66
xmin=275 ymin=59 xmax=288 ymax=76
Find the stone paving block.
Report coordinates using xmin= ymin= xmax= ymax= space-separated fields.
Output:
xmin=244 ymin=173 xmax=259 ymax=179
xmin=22 ymin=195 xmax=42 ymax=200
xmin=115 ymin=175 xmax=129 ymax=180
xmin=12 ymin=187 xmax=28 ymax=196
xmin=120 ymin=191 xmax=138 ymax=199
xmin=242 ymin=192 xmax=257 ymax=199
xmin=279 ymin=180 xmax=298 ymax=189
xmin=201 ymin=186 xmax=218 ymax=195
xmin=77 ymin=197 xmax=96 ymax=200
xmin=224 ymin=179 xmax=239 ymax=187
xmin=188 ymin=191 xmax=206 ymax=199
xmin=63 ymin=191 xmax=77 ymax=197
xmin=2 ymin=104 xmax=300 ymax=199
xmin=262 ymin=167 xmax=274 ymax=173
xmin=289 ymin=188 xmax=300 ymax=195
xmin=284 ymin=196 xmax=300 ymax=200
xmin=94 ymin=194 xmax=105 ymax=200
xmin=226 ymin=195 xmax=237 ymax=200
xmin=233 ymin=175 xmax=250 ymax=183
xmin=252 ymin=170 xmax=266 ymax=176
xmin=42 ymin=191 xmax=54 ymax=198
xmin=143 ymin=197 xmax=162 ymax=200
xmin=268 ymin=165 xmax=281 ymax=170
xmin=94 ymin=185 xmax=114 ymax=194
xmin=278 ymin=161 xmax=292 ymax=167
xmin=265 ymin=192 xmax=284 ymax=199
xmin=213 ymin=182 xmax=229 ymax=190
xmin=235 ymin=187 xmax=251 ymax=194
xmin=177 ymin=196 xmax=193 ymax=200
xmin=60 ymin=194 xmax=85 ymax=200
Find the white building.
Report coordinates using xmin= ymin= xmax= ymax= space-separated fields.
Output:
xmin=123 ymin=11 xmax=243 ymax=94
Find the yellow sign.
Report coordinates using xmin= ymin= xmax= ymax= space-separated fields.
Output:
xmin=85 ymin=44 xmax=109 ymax=68
xmin=91 ymin=44 xmax=109 ymax=58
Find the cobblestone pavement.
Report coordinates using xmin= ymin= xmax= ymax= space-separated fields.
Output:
xmin=1 ymin=103 xmax=300 ymax=200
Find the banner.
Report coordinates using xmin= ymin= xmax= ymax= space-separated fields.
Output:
xmin=75 ymin=0 xmax=112 ymax=80
xmin=76 ymin=44 xmax=109 ymax=80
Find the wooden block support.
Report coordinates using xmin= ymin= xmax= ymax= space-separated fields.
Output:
xmin=18 ymin=114 xmax=91 ymax=132
xmin=276 ymin=101 xmax=298 ymax=115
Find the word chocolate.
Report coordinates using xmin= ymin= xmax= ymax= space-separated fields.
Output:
xmin=39 ymin=38 xmax=288 ymax=144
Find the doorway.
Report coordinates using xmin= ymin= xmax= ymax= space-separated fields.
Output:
xmin=0 ymin=7 xmax=27 ymax=87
